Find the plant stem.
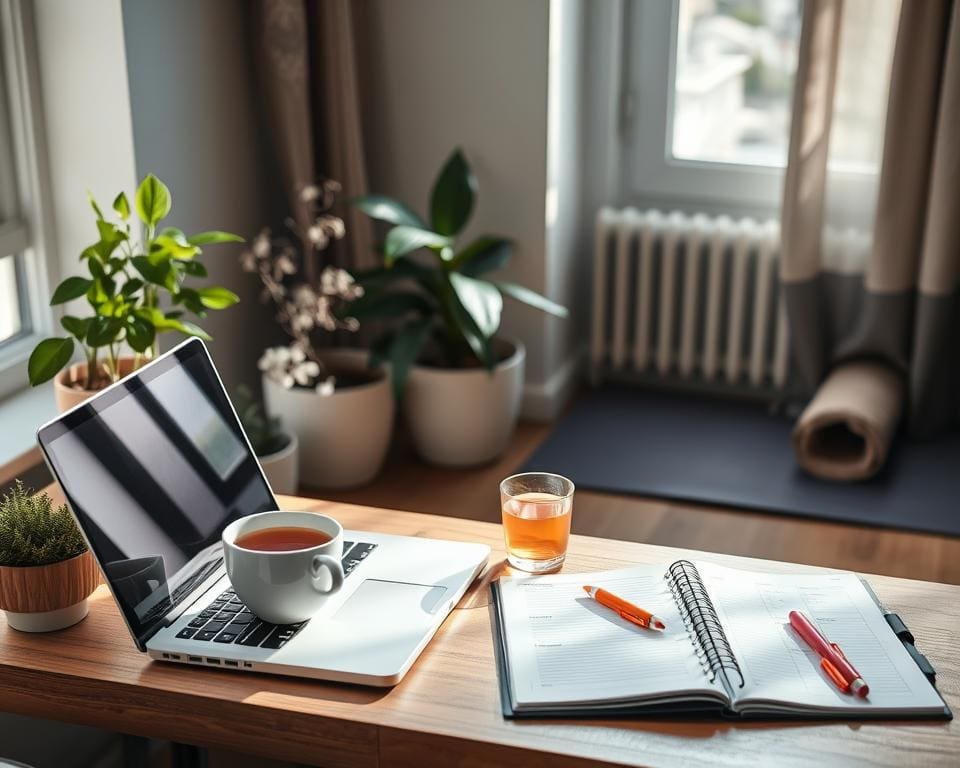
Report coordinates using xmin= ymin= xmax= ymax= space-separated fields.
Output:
xmin=84 ymin=346 xmax=97 ymax=389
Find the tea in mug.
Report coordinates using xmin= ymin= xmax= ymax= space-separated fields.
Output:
xmin=234 ymin=526 xmax=332 ymax=552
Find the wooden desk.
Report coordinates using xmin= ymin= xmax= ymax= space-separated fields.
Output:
xmin=0 ymin=496 xmax=956 ymax=767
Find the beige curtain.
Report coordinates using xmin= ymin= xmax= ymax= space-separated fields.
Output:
xmin=252 ymin=0 xmax=374 ymax=284
xmin=784 ymin=0 xmax=960 ymax=480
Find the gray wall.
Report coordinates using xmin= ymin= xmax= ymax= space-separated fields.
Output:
xmin=121 ymin=0 xmax=274 ymax=392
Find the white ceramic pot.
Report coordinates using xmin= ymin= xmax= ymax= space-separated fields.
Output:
xmin=263 ymin=349 xmax=394 ymax=489
xmin=258 ymin=432 xmax=299 ymax=496
xmin=405 ymin=339 xmax=525 ymax=467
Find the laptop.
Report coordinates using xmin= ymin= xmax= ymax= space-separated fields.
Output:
xmin=37 ymin=338 xmax=489 ymax=686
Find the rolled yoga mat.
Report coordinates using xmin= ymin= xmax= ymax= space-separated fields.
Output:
xmin=792 ymin=360 xmax=905 ymax=482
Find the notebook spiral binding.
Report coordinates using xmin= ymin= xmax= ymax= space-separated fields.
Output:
xmin=666 ymin=560 xmax=745 ymax=689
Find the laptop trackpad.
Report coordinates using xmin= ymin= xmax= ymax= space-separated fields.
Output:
xmin=334 ymin=579 xmax=449 ymax=624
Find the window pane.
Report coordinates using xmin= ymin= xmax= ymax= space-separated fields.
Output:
xmin=0 ymin=254 xmax=21 ymax=343
xmin=672 ymin=0 xmax=801 ymax=166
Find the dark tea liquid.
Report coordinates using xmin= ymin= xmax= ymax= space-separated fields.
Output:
xmin=235 ymin=526 xmax=332 ymax=552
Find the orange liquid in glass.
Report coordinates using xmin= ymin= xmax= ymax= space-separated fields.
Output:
xmin=501 ymin=491 xmax=572 ymax=564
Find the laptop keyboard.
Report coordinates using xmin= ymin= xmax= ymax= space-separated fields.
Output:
xmin=173 ymin=541 xmax=376 ymax=650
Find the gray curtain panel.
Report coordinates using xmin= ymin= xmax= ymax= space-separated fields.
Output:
xmin=784 ymin=0 xmax=960 ymax=480
xmin=252 ymin=0 xmax=374 ymax=283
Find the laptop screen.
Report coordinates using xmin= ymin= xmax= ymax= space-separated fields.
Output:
xmin=38 ymin=340 xmax=277 ymax=649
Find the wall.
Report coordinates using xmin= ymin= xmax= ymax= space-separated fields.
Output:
xmin=120 ymin=0 xmax=273 ymax=391
xmin=355 ymin=0 xmax=582 ymax=418
xmin=32 ymin=0 xmax=138 ymax=313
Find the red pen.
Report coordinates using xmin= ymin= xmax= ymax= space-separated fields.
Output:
xmin=789 ymin=610 xmax=869 ymax=698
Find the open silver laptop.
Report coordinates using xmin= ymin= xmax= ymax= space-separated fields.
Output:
xmin=37 ymin=338 xmax=489 ymax=686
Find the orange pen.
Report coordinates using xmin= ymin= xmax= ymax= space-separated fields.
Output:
xmin=582 ymin=585 xmax=666 ymax=631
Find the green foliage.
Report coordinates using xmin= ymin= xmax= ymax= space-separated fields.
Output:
xmin=0 ymin=481 xmax=87 ymax=567
xmin=28 ymin=175 xmax=242 ymax=388
xmin=234 ymin=385 xmax=290 ymax=457
xmin=351 ymin=147 xmax=569 ymax=399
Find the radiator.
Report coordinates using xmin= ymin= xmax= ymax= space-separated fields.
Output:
xmin=590 ymin=208 xmax=791 ymax=397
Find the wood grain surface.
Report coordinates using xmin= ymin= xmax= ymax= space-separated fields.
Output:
xmin=0 ymin=549 xmax=100 ymax=612
xmin=0 ymin=496 xmax=956 ymax=767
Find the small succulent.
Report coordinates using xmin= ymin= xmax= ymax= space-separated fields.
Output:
xmin=234 ymin=384 xmax=292 ymax=457
xmin=0 ymin=481 xmax=87 ymax=568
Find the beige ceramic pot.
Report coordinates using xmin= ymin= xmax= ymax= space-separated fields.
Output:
xmin=53 ymin=358 xmax=137 ymax=413
xmin=0 ymin=550 xmax=100 ymax=632
xmin=257 ymin=431 xmax=300 ymax=495
xmin=404 ymin=339 xmax=525 ymax=467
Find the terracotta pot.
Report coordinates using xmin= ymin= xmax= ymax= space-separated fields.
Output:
xmin=404 ymin=339 xmax=525 ymax=467
xmin=0 ymin=550 xmax=100 ymax=632
xmin=257 ymin=431 xmax=300 ymax=495
xmin=53 ymin=357 xmax=137 ymax=413
xmin=263 ymin=349 xmax=394 ymax=489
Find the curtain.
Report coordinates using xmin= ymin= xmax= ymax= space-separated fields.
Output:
xmin=252 ymin=0 xmax=374 ymax=283
xmin=783 ymin=0 xmax=960 ymax=480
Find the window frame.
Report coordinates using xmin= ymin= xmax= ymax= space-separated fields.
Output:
xmin=619 ymin=0 xmax=876 ymax=223
xmin=0 ymin=0 xmax=57 ymax=401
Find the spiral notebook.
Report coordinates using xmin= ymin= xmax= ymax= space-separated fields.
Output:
xmin=491 ymin=561 xmax=950 ymax=719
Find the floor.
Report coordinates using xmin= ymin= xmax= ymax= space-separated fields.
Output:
xmin=310 ymin=420 xmax=960 ymax=586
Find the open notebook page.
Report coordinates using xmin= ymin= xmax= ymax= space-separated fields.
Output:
xmin=498 ymin=565 xmax=725 ymax=710
xmin=697 ymin=563 xmax=946 ymax=715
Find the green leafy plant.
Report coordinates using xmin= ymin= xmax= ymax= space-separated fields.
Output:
xmin=28 ymin=174 xmax=243 ymax=389
xmin=0 ymin=481 xmax=87 ymax=567
xmin=234 ymin=384 xmax=291 ymax=457
xmin=351 ymin=148 xmax=568 ymax=397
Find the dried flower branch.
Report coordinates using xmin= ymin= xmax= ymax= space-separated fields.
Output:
xmin=241 ymin=179 xmax=363 ymax=392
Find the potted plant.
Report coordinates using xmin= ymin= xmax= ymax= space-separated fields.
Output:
xmin=27 ymin=174 xmax=242 ymax=412
xmin=234 ymin=384 xmax=299 ymax=495
xmin=351 ymin=148 xmax=568 ymax=466
xmin=242 ymin=179 xmax=394 ymax=489
xmin=0 ymin=481 xmax=99 ymax=632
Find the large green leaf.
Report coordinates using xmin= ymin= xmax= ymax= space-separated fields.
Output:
xmin=354 ymin=258 xmax=436 ymax=291
xmin=439 ymin=276 xmax=493 ymax=368
xmin=50 ymin=277 xmax=93 ymax=306
xmin=197 ymin=285 xmax=239 ymax=310
xmin=124 ymin=315 xmax=155 ymax=352
xmin=384 ymin=226 xmax=452 ymax=266
xmin=455 ymin=237 xmax=512 ymax=277
xmin=187 ymin=230 xmax=244 ymax=246
xmin=350 ymin=195 xmax=425 ymax=228
xmin=430 ymin=148 xmax=476 ymax=236
xmin=150 ymin=233 xmax=200 ymax=262
xmin=86 ymin=316 xmax=123 ymax=347
xmin=132 ymin=255 xmax=175 ymax=289
xmin=112 ymin=192 xmax=130 ymax=221
xmin=60 ymin=316 xmax=92 ymax=341
xmin=388 ymin=319 xmax=432 ymax=399
xmin=28 ymin=337 xmax=74 ymax=385
xmin=138 ymin=307 xmax=212 ymax=340
xmin=448 ymin=272 xmax=502 ymax=338
xmin=494 ymin=281 xmax=569 ymax=317
xmin=135 ymin=173 xmax=171 ymax=227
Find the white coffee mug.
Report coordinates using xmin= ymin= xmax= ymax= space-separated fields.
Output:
xmin=222 ymin=510 xmax=345 ymax=624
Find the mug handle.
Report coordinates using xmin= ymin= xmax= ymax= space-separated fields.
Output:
xmin=310 ymin=554 xmax=345 ymax=595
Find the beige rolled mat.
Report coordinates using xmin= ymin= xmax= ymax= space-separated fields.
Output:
xmin=792 ymin=360 xmax=905 ymax=481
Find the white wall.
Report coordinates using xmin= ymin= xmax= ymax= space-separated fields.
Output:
xmin=119 ymin=0 xmax=274 ymax=392
xmin=356 ymin=0 xmax=583 ymax=417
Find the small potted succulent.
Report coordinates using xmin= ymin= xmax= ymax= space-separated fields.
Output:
xmin=234 ymin=384 xmax=299 ymax=495
xmin=242 ymin=179 xmax=393 ymax=489
xmin=0 ymin=481 xmax=99 ymax=632
xmin=28 ymin=174 xmax=242 ymax=412
xmin=351 ymin=148 xmax=568 ymax=466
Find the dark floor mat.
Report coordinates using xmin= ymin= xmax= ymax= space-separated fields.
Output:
xmin=521 ymin=387 xmax=960 ymax=537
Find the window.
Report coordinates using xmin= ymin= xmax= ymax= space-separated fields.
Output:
xmin=0 ymin=0 xmax=55 ymax=400
xmin=618 ymin=0 xmax=893 ymax=219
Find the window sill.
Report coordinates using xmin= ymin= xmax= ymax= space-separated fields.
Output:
xmin=0 ymin=383 xmax=56 ymax=473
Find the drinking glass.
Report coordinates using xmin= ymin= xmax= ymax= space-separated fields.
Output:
xmin=499 ymin=472 xmax=574 ymax=573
